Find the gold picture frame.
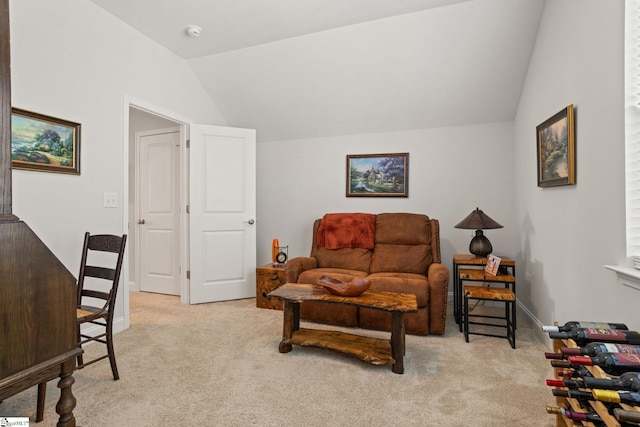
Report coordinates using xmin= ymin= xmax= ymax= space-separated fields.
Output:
xmin=536 ymin=104 xmax=575 ymax=187
xmin=11 ymin=108 xmax=81 ymax=175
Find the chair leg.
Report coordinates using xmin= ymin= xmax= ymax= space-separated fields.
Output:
xmin=36 ymin=382 xmax=46 ymax=422
xmin=509 ymin=300 xmax=516 ymax=349
xmin=76 ymin=325 xmax=84 ymax=369
xmin=463 ymin=294 xmax=470 ymax=342
xmin=106 ymin=321 xmax=119 ymax=380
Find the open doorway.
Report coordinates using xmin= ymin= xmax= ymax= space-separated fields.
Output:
xmin=128 ymin=107 xmax=183 ymax=297
xmin=122 ymin=98 xmax=256 ymax=330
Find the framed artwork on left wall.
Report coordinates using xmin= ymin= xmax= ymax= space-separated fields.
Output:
xmin=11 ymin=108 xmax=81 ymax=175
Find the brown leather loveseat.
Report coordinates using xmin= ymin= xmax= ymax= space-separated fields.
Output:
xmin=285 ymin=212 xmax=450 ymax=335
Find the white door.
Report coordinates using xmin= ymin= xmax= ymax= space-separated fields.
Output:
xmin=189 ymin=125 xmax=256 ymax=304
xmin=136 ymin=128 xmax=181 ymax=295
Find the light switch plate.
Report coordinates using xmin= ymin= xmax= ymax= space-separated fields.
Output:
xmin=103 ymin=192 xmax=118 ymax=208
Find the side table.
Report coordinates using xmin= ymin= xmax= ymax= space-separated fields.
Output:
xmin=452 ymin=254 xmax=515 ymax=329
xmin=256 ymin=263 xmax=286 ymax=309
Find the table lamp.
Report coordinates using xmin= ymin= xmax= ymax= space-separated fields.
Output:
xmin=454 ymin=207 xmax=503 ymax=258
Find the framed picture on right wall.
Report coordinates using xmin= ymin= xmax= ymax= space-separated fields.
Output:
xmin=536 ymin=104 xmax=575 ymax=188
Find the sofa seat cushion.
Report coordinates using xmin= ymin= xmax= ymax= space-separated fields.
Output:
xmin=297 ymin=267 xmax=363 ymax=328
xmin=297 ymin=268 xmax=368 ymax=286
xmin=359 ymin=307 xmax=429 ymax=336
xmin=366 ymin=272 xmax=429 ymax=307
xmin=300 ymin=301 xmax=359 ymax=327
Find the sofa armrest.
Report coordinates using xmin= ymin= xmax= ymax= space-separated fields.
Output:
xmin=427 ymin=262 xmax=450 ymax=335
xmin=285 ymin=257 xmax=318 ymax=283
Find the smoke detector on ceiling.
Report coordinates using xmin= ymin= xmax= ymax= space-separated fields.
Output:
xmin=185 ymin=25 xmax=202 ymax=38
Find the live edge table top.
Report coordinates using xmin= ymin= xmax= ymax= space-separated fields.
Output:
xmin=268 ymin=283 xmax=418 ymax=312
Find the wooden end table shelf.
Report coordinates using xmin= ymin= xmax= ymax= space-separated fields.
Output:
xmin=268 ymin=283 xmax=417 ymax=374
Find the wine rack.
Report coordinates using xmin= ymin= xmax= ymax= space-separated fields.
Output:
xmin=551 ymin=337 xmax=640 ymax=427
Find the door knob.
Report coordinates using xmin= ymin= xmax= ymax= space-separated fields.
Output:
xmin=244 ymin=219 xmax=255 ymax=225
xmin=138 ymin=219 xmax=146 ymax=225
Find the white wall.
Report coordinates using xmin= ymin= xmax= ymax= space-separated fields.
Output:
xmin=9 ymin=0 xmax=226 ymax=330
xmin=514 ymin=0 xmax=635 ymax=334
xmin=257 ymin=122 xmax=517 ymax=286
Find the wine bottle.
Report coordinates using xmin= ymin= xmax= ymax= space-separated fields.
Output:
xmin=550 ymin=359 xmax=574 ymax=368
xmin=545 ymin=406 xmax=603 ymax=424
xmin=546 ymin=378 xmax=586 ymax=389
xmin=546 ymin=372 xmax=640 ymax=392
xmin=561 ymin=342 xmax=640 ymax=357
xmin=544 ymin=344 xmax=639 ymax=361
xmin=548 ymin=328 xmax=640 ymax=346
xmin=568 ymin=353 xmax=640 ymax=375
xmin=551 ymin=389 xmax=593 ymax=404
xmin=555 ymin=366 xmax=593 ymax=378
xmin=552 ymin=388 xmax=640 ymax=405
xmin=583 ymin=371 xmax=640 ymax=392
xmin=543 ymin=321 xmax=629 ymax=333
xmin=614 ymin=408 xmax=640 ymax=424
xmin=544 ymin=352 xmax=565 ymax=360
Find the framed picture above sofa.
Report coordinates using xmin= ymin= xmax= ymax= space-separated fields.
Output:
xmin=346 ymin=152 xmax=408 ymax=197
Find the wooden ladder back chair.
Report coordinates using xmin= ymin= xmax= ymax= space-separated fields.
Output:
xmin=75 ymin=232 xmax=128 ymax=375
xmin=36 ymin=232 xmax=127 ymax=422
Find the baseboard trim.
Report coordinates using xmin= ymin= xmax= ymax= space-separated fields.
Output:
xmin=129 ymin=280 xmax=139 ymax=292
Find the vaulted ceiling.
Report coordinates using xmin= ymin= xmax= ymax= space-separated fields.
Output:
xmin=89 ymin=0 xmax=545 ymax=142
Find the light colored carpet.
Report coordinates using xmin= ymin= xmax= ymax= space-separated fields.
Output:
xmin=2 ymin=293 xmax=556 ymax=426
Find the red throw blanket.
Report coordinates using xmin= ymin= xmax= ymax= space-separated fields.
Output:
xmin=317 ymin=213 xmax=376 ymax=249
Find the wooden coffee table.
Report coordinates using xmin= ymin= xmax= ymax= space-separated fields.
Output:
xmin=268 ymin=283 xmax=418 ymax=374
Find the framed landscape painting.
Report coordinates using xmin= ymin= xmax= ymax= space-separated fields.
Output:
xmin=346 ymin=152 xmax=408 ymax=197
xmin=536 ymin=104 xmax=575 ymax=188
xmin=11 ymin=108 xmax=81 ymax=175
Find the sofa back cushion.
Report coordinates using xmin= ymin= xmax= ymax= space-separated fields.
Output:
xmin=315 ymin=247 xmax=372 ymax=272
xmin=310 ymin=219 xmax=372 ymax=272
xmin=369 ymin=213 xmax=432 ymax=274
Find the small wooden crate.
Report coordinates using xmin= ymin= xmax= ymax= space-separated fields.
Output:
xmin=256 ymin=264 xmax=286 ymax=309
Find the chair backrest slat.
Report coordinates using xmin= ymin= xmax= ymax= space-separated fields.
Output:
xmin=83 ymin=265 xmax=115 ymax=281
xmin=87 ymin=234 xmax=125 ymax=253
xmin=82 ymin=289 xmax=110 ymax=301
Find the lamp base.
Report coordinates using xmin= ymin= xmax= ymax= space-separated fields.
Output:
xmin=469 ymin=230 xmax=493 ymax=258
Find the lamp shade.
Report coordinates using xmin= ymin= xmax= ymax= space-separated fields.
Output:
xmin=454 ymin=207 xmax=503 ymax=230
xmin=454 ymin=208 xmax=503 ymax=258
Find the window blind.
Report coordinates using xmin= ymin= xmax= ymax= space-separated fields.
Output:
xmin=626 ymin=0 xmax=640 ymax=257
